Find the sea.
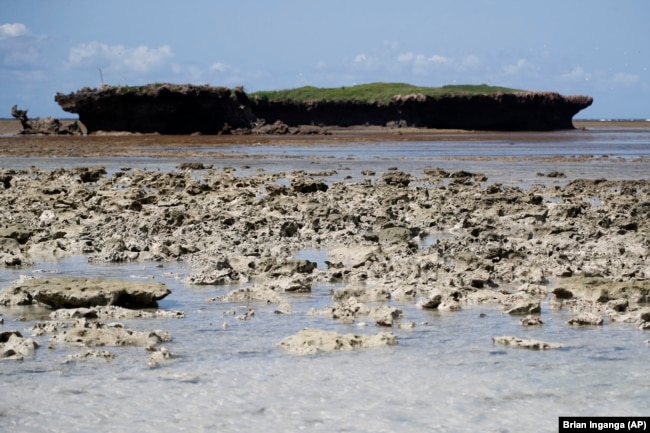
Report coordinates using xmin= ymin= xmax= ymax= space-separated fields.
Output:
xmin=1 ymin=124 xmax=649 ymax=432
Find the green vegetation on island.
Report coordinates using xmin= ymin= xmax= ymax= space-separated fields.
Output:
xmin=250 ymin=82 xmax=523 ymax=103
xmin=92 ymin=83 xmax=233 ymax=98
xmin=70 ymin=82 xmax=524 ymax=104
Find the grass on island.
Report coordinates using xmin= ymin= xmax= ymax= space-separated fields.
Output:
xmin=82 ymin=82 xmax=523 ymax=103
xmin=250 ymin=83 xmax=523 ymax=103
xmin=98 ymin=83 xmax=232 ymax=98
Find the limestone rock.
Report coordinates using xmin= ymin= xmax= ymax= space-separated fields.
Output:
xmin=278 ymin=328 xmax=398 ymax=355
xmin=264 ymin=276 xmax=312 ymax=293
xmin=49 ymin=306 xmax=185 ymax=320
xmin=418 ymin=294 xmax=442 ymax=309
xmin=369 ymin=305 xmax=403 ymax=327
xmin=148 ymin=346 xmax=175 ymax=368
xmin=567 ymin=312 xmax=604 ymax=326
xmin=51 ymin=318 xmax=171 ymax=347
xmin=378 ymin=226 xmax=414 ymax=244
xmin=2 ymin=276 xmax=171 ymax=309
xmin=520 ymin=315 xmax=544 ymax=326
xmin=0 ymin=283 xmax=34 ymax=306
xmin=65 ymin=350 xmax=116 ymax=362
xmin=0 ymin=237 xmax=33 ymax=267
xmin=332 ymin=285 xmax=390 ymax=302
xmin=502 ymin=293 xmax=542 ymax=315
xmin=311 ymin=297 xmax=370 ymax=323
xmin=213 ymin=285 xmax=283 ymax=304
xmin=492 ymin=335 xmax=561 ymax=350
xmin=328 ymin=245 xmax=379 ymax=269
xmin=185 ymin=254 xmax=240 ymax=285
xmin=1 ymin=331 xmax=39 ymax=360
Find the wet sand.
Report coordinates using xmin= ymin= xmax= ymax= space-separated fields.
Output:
xmin=1 ymin=119 xmax=648 ymax=159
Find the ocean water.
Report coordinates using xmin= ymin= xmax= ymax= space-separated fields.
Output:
xmin=1 ymin=127 xmax=649 ymax=432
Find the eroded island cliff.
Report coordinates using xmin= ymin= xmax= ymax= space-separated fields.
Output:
xmin=55 ymin=83 xmax=593 ymax=134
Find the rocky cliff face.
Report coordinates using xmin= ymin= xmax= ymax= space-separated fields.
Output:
xmin=55 ymin=84 xmax=256 ymax=134
xmin=252 ymin=92 xmax=593 ymax=131
xmin=55 ymin=84 xmax=593 ymax=134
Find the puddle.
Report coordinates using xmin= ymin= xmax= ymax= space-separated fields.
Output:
xmin=294 ymin=248 xmax=329 ymax=270
xmin=418 ymin=231 xmax=459 ymax=249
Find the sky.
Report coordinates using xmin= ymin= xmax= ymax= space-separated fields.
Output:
xmin=1 ymin=0 xmax=648 ymax=119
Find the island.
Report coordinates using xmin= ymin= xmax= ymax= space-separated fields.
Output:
xmin=54 ymin=82 xmax=593 ymax=134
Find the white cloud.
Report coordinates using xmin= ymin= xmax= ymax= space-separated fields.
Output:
xmin=0 ymin=23 xmax=28 ymax=39
xmin=0 ymin=23 xmax=43 ymax=68
xmin=397 ymin=52 xmax=477 ymax=76
xmin=611 ymin=72 xmax=639 ymax=86
xmin=210 ymin=62 xmax=231 ymax=72
xmin=559 ymin=66 xmax=590 ymax=81
xmin=428 ymin=54 xmax=451 ymax=65
xmin=354 ymin=54 xmax=368 ymax=63
xmin=461 ymin=55 xmax=480 ymax=68
xmin=66 ymin=42 xmax=173 ymax=73
xmin=397 ymin=52 xmax=414 ymax=63
xmin=502 ymin=58 xmax=530 ymax=75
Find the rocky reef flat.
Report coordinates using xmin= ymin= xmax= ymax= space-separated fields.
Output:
xmin=1 ymin=156 xmax=648 ymax=361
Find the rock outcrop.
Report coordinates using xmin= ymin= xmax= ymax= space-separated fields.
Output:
xmin=0 ymin=276 xmax=171 ymax=309
xmin=55 ymin=84 xmax=256 ymax=134
xmin=1 ymin=331 xmax=39 ymax=360
xmin=253 ymin=91 xmax=593 ymax=131
xmin=492 ymin=335 xmax=561 ymax=350
xmin=50 ymin=318 xmax=171 ymax=348
xmin=11 ymin=104 xmax=82 ymax=135
xmin=278 ymin=328 xmax=398 ymax=355
xmin=54 ymin=84 xmax=593 ymax=134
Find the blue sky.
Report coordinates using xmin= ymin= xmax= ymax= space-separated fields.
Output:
xmin=1 ymin=0 xmax=648 ymax=119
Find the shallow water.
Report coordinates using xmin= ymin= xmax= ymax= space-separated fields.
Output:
xmin=2 ymin=129 xmax=650 ymax=432
xmin=2 ymin=257 xmax=648 ymax=433
xmin=2 ymin=127 xmax=650 ymax=187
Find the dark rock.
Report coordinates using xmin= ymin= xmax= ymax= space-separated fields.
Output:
xmin=55 ymin=85 xmax=592 ymax=134
xmin=418 ymin=294 xmax=442 ymax=309
xmin=552 ymin=287 xmax=574 ymax=299
xmin=178 ymin=162 xmax=208 ymax=170
xmin=55 ymin=84 xmax=256 ymax=134
xmin=11 ymin=105 xmax=83 ymax=135
xmin=253 ymin=91 xmax=592 ymax=131
xmin=73 ymin=166 xmax=106 ymax=183
xmin=382 ymin=171 xmax=411 ymax=187
xmin=291 ymin=178 xmax=328 ymax=193
xmin=280 ymin=221 xmax=302 ymax=237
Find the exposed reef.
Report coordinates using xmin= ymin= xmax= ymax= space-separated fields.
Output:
xmin=54 ymin=83 xmax=593 ymax=134
xmin=11 ymin=104 xmax=83 ymax=135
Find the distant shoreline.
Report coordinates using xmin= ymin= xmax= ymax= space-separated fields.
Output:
xmin=2 ymin=118 xmax=649 ymax=138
